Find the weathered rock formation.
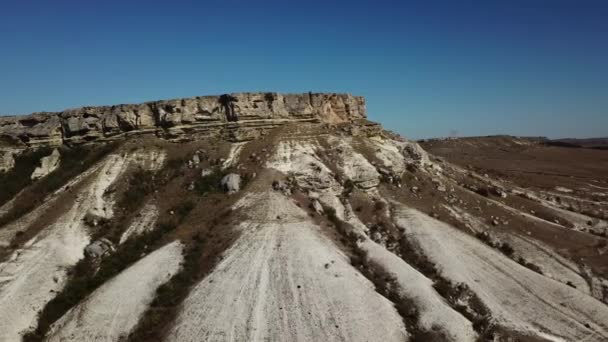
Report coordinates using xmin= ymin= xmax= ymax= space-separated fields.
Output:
xmin=0 ymin=150 xmax=14 ymax=173
xmin=0 ymin=93 xmax=366 ymax=148
xmin=31 ymin=148 xmax=61 ymax=180
xmin=221 ymin=173 xmax=241 ymax=194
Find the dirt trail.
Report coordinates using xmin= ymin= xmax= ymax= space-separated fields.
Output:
xmin=393 ymin=204 xmax=608 ymax=341
xmin=46 ymin=241 xmax=183 ymax=341
xmin=167 ymin=192 xmax=407 ymax=342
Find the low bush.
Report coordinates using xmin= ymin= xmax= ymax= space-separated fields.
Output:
xmin=194 ymin=168 xmax=224 ymax=194
xmin=342 ymin=179 xmax=355 ymax=196
xmin=116 ymin=170 xmax=156 ymax=214
xmin=498 ymin=242 xmax=515 ymax=257
xmin=396 ymin=233 xmax=497 ymax=339
xmin=475 ymin=231 xmax=492 ymax=244
xmin=374 ymin=200 xmax=387 ymax=212
xmin=517 ymin=257 xmax=543 ymax=275
xmin=475 ymin=232 xmax=515 ymax=258
xmin=475 ymin=188 xmax=490 ymax=197
xmin=171 ymin=200 xmax=195 ymax=223
xmin=398 ymin=235 xmax=440 ymax=279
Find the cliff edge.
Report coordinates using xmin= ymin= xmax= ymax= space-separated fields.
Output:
xmin=0 ymin=92 xmax=366 ymax=147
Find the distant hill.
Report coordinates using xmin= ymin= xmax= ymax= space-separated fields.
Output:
xmin=547 ymin=137 xmax=608 ymax=150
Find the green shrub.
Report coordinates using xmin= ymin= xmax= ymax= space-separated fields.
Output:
xmin=194 ymin=169 xmax=224 ymax=194
xmin=475 ymin=188 xmax=490 ymax=197
xmin=498 ymin=242 xmax=515 ymax=257
xmin=117 ymin=170 xmax=156 ymax=213
xmin=171 ymin=200 xmax=195 ymax=222
xmin=517 ymin=257 xmax=543 ymax=275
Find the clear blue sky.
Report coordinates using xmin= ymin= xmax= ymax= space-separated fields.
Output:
xmin=1 ymin=0 xmax=606 ymax=139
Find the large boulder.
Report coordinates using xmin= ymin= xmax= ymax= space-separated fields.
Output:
xmin=84 ymin=238 xmax=115 ymax=259
xmin=31 ymin=148 xmax=61 ymax=180
xmin=221 ymin=173 xmax=241 ymax=194
xmin=402 ymin=142 xmax=430 ymax=166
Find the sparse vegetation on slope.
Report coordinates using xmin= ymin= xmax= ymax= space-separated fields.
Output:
xmin=324 ymin=204 xmax=461 ymax=340
xmin=126 ymin=209 xmax=242 ymax=341
xmin=0 ymin=144 xmax=117 ymax=227
xmin=398 ymin=233 xmax=496 ymax=341
xmin=0 ymin=147 xmax=52 ymax=207
xmin=475 ymin=232 xmax=544 ymax=275
xmin=124 ymin=236 xmax=205 ymax=342
xmin=194 ymin=167 xmax=224 ymax=194
xmin=91 ymin=169 xmax=158 ymax=242
xmin=22 ymin=219 xmax=180 ymax=342
xmin=22 ymin=152 xmax=192 ymax=341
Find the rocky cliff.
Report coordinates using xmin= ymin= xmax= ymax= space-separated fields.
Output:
xmin=0 ymin=93 xmax=366 ymax=148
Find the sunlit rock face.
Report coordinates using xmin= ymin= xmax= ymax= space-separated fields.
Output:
xmin=0 ymin=92 xmax=366 ymax=146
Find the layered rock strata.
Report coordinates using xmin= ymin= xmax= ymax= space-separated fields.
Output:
xmin=0 ymin=93 xmax=366 ymax=148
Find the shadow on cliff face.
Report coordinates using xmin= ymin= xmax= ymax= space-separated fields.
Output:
xmin=219 ymin=94 xmax=239 ymax=122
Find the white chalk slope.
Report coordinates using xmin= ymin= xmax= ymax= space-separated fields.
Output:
xmin=167 ymin=192 xmax=408 ymax=342
xmin=360 ymin=239 xmax=477 ymax=341
xmin=0 ymin=154 xmax=127 ymax=341
xmin=119 ymin=203 xmax=159 ymax=244
xmin=394 ymin=204 xmax=608 ymax=341
xmin=46 ymin=241 xmax=183 ymax=341
xmin=0 ymin=148 xmax=166 ymax=341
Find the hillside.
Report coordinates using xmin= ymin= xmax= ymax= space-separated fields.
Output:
xmin=1 ymin=94 xmax=608 ymax=342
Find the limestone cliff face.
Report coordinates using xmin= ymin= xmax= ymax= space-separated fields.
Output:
xmin=0 ymin=93 xmax=366 ymax=147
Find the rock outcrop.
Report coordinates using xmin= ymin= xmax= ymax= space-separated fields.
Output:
xmin=0 ymin=93 xmax=366 ymax=147
xmin=84 ymin=238 xmax=115 ymax=259
xmin=0 ymin=151 xmax=14 ymax=173
xmin=221 ymin=173 xmax=241 ymax=194
xmin=31 ymin=148 xmax=61 ymax=180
